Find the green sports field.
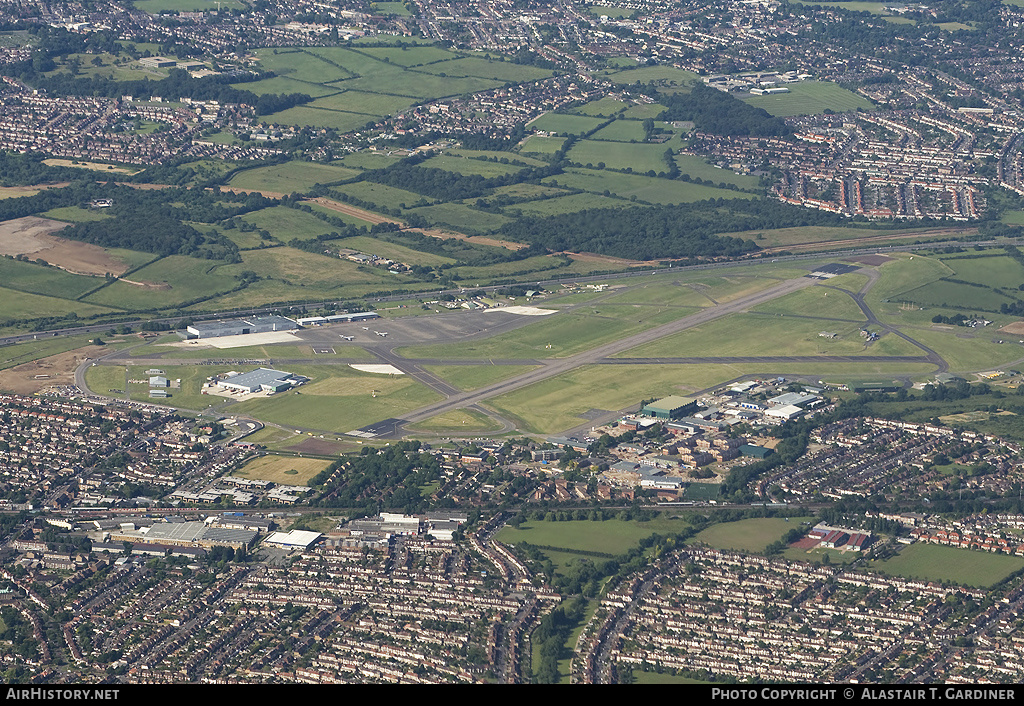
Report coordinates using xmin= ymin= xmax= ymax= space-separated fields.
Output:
xmin=867 ymin=542 xmax=1024 ymax=588
xmin=740 ymin=81 xmax=874 ymax=117
xmin=691 ymin=517 xmax=814 ymax=553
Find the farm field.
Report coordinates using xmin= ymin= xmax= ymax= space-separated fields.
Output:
xmin=867 ymin=543 xmax=1024 ymax=588
xmin=740 ymin=81 xmax=874 ymax=117
xmin=239 ymin=207 xmax=335 ymax=241
xmin=233 ymin=454 xmax=332 ymax=485
xmin=0 ymin=287 xmax=117 ymax=324
xmin=519 ymin=135 xmax=567 ymax=154
xmin=571 ymin=96 xmax=629 ymax=116
xmin=543 ymin=168 xmax=753 ymax=205
xmin=528 ymin=113 xmax=607 ymax=136
xmin=567 ymin=139 xmax=679 ymax=174
xmin=691 ymin=517 xmax=813 ymax=553
xmin=0 ymin=257 xmax=112 ymax=300
xmin=405 ymin=202 xmax=512 ymax=233
xmin=419 ymin=154 xmax=525 ymax=178
xmin=588 ymin=119 xmax=648 ymax=142
xmin=504 ymin=192 xmax=630 ymax=217
xmin=332 ymin=235 xmax=456 ymax=267
xmin=937 ymin=254 xmax=1024 ymax=289
xmin=82 ymin=256 xmax=239 ymax=310
xmin=41 ymin=206 xmax=112 ymax=223
xmin=418 ymin=57 xmax=553 ymax=82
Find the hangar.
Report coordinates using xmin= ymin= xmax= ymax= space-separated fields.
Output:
xmin=186 ymin=315 xmax=299 ymax=339
xmin=217 ymin=368 xmax=307 ymax=394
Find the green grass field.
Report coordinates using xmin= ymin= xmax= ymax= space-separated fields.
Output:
xmin=568 ymin=139 xmax=679 ymax=174
xmin=601 ymin=66 xmax=699 ymax=86
xmin=234 ymin=454 xmax=332 ymax=484
xmin=750 ymin=286 xmax=868 ymax=321
xmin=41 ymin=206 xmax=113 ymax=223
xmin=616 ymin=312 xmax=917 ymax=359
xmin=528 ymin=113 xmax=607 ymax=136
xmin=495 ymin=516 xmax=692 ymax=563
xmin=419 ymin=154 xmax=525 ymax=178
xmin=674 ymin=155 xmax=762 ymax=190
xmin=229 ymin=366 xmax=443 ymax=433
xmin=420 ymin=364 xmax=539 ymax=391
xmin=132 ymin=0 xmax=243 ymax=12
xmin=867 ymin=542 xmax=1024 ymax=588
xmin=571 ymin=96 xmax=629 ymax=117
xmin=404 ymin=408 xmax=505 ymax=433
xmin=544 ymin=168 xmax=754 ymax=205
xmin=0 ymin=257 xmax=113 ymax=300
xmin=740 ymin=81 xmax=874 ymax=117
xmin=229 ymin=162 xmax=359 ymax=193
xmin=588 ymin=119 xmax=649 ymax=142
xmin=939 ymin=254 xmax=1024 ymax=290
xmin=691 ymin=517 xmax=813 ymax=553
xmin=519 ymin=135 xmax=568 ymax=154
xmin=485 ymin=364 xmax=742 ymax=434
xmin=239 ymin=206 xmax=335 ymax=241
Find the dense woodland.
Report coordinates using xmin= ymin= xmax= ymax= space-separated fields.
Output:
xmin=655 ymin=83 xmax=791 ymax=138
xmin=497 ymin=198 xmax=852 ymax=259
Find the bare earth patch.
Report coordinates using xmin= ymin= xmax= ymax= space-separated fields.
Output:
xmin=43 ymin=158 xmax=139 ymax=175
xmin=1000 ymin=321 xmax=1024 ymax=335
xmin=0 ymin=216 xmax=131 ymax=276
xmin=0 ymin=345 xmax=105 ymax=394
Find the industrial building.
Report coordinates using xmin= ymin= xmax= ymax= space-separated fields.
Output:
xmin=641 ymin=396 xmax=699 ymax=420
xmin=216 ymin=368 xmax=307 ymax=394
xmin=294 ymin=312 xmax=381 ymax=326
xmin=185 ymin=315 xmax=299 ymax=339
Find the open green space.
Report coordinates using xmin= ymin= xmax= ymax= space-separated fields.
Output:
xmin=0 ymin=334 xmax=119 ymax=372
xmin=894 ymin=328 xmax=1024 ymax=372
xmin=234 ymin=454 xmax=332 ymax=485
xmin=229 ymin=162 xmax=359 ymax=193
xmin=494 ymin=516 xmax=692 ymax=566
xmin=418 ymin=57 xmax=553 ymax=82
xmin=230 ymin=76 xmax=339 ymax=98
xmin=419 ymin=154 xmax=525 ymax=178
xmin=720 ymin=224 xmax=907 ymax=248
xmin=355 ymin=45 xmax=454 ymax=66
xmin=261 ymin=106 xmax=373 ymax=133
xmin=405 ymin=203 xmax=512 ymax=234
xmin=740 ymin=81 xmax=875 ymax=117
xmin=519 ymin=135 xmax=568 ymax=155
xmin=421 ymin=364 xmax=539 ymax=391
xmin=332 ymin=235 xmax=455 ymax=267
xmin=528 ymin=113 xmax=607 ymax=136
xmin=485 ymin=364 xmax=742 ymax=435
xmin=568 ymin=139 xmax=679 ymax=174
xmin=0 ymin=258 xmax=111 ymax=300
xmin=938 ymin=254 xmax=1024 ymax=290
xmin=305 ymin=203 xmax=377 ymax=228
xmin=404 ymin=408 xmax=505 ymax=433
xmin=750 ymin=286 xmax=868 ymax=321
xmin=691 ymin=517 xmax=813 ymax=553
xmin=674 ymin=155 xmax=761 ymax=190
xmin=334 ymin=181 xmax=430 ymax=210
xmin=588 ymin=119 xmax=649 ymax=143
xmin=41 ymin=206 xmax=113 ymax=223
xmin=0 ymin=287 xmax=118 ymax=324
xmin=229 ymin=366 xmax=444 ymax=434
xmin=369 ymin=1 xmax=413 ymax=15
xmin=617 ymin=312 xmax=919 ymax=359
xmin=867 ymin=542 xmax=1024 ymax=588
xmin=82 ymin=256 xmax=239 ymax=310
xmin=600 ymin=66 xmax=699 ymax=86
xmin=399 ymin=305 xmax=683 ymax=361
xmin=544 ymin=168 xmax=753 ymax=205
xmin=571 ymin=96 xmax=629 ymax=117
xmin=239 ymin=206 xmax=334 ymax=241
xmin=307 ymin=90 xmax=417 ymax=117
xmin=504 ymin=192 xmax=630 ymax=217
xmin=132 ymin=0 xmax=243 ymax=12
xmin=585 ymin=5 xmax=635 ymax=18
